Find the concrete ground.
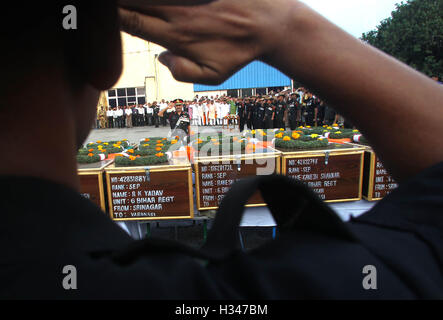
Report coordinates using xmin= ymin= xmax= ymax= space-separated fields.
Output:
xmin=85 ymin=125 xmax=241 ymax=146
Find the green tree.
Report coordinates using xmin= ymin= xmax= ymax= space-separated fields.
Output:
xmin=361 ymin=0 xmax=442 ymax=78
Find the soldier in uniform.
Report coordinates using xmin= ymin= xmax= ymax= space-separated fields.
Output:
xmin=263 ymin=96 xmax=275 ymax=129
xmin=287 ymin=92 xmax=299 ymax=130
xmin=236 ymin=97 xmax=247 ymax=132
xmin=159 ymin=99 xmax=191 ymax=142
xmin=253 ymin=97 xmax=266 ymax=129
xmin=98 ymin=107 xmax=107 ymax=129
xmin=132 ymin=106 xmax=139 ymax=127
xmin=244 ymin=97 xmax=253 ymax=130
xmin=274 ymin=94 xmax=287 ymax=129
xmin=304 ymin=93 xmax=317 ymax=127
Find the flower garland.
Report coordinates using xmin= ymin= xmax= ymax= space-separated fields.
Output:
xmin=194 ymin=135 xmax=247 ymax=154
xmin=275 ymin=131 xmax=329 ymax=150
xmin=86 ymin=140 xmax=130 ymax=154
xmin=115 ymin=152 xmax=169 ymax=167
xmin=322 ymin=129 xmax=359 ymax=139
xmin=77 ymin=151 xmax=108 ymax=164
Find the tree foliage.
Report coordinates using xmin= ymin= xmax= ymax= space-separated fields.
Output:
xmin=361 ymin=0 xmax=442 ymax=78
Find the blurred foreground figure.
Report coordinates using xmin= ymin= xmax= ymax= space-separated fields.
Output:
xmin=0 ymin=0 xmax=442 ymax=299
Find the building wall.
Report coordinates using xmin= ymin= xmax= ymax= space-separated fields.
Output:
xmin=110 ymin=33 xmax=292 ymax=104
xmin=112 ymin=33 xmax=194 ymax=103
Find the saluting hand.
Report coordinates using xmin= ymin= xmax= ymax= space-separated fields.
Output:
xmin=118 ymin=0 xmax=297 ymax=85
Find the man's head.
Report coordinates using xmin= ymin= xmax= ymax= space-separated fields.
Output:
xmin=173 ymin=99 xmax=184 ymax=113
xmin=1 ymin=1 xmax=122 ymax=148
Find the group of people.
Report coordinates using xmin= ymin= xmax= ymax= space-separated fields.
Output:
xmin=96 ymin=97 xmax=238 ymax=130
xmin=234 ymin=88 xmax=343 ymax=132
xmin=96 ymin=100 xmax=169 ymax=129
xmin=95 ymin=88 xmax=345 ymax=132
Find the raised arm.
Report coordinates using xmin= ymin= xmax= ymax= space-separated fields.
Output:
xmin=119 ymin=0 xmax=443 ymax=182
xmin=158 ymin=103 xmax=173 ymax=117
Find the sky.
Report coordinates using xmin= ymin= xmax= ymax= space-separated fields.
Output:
xmin=300 ymin=0 xmax=402 ymax=38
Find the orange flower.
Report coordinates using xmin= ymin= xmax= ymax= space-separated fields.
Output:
xmin=156 ymin=143 xmax=164 ymax=147
xmin=129 ymin=156 xmax=136 ymax=161
xmin=156 ymin=147 xmax=162 ymax=151
xmin=283 ymin=136 xmax=291 ymax=141
xmin=88 ymin=149 xmax=94 ymax=152
xmin=96 ymin=140 xmax=102 ymax=144
xmin=292 ymin=133 xmax=301 ymax=140
xmin=88 ymin=153 xmax=94 ymax=157
xmin=171 ymin=140 xmax=178 ymax=145
xmin=162 ymin=138 xmax=167 ymax=141
xmin=144 ymin=138 xmax=150 ymax=142
xmin=275 ymin=133 xmax=283 ymax=139
xmin=115 ymin=154 xmax=123 ymax=157
xmin=128 ymin=149 xmax=134 ymax=154
xmin=156 ymin=153 xmax=164 ymax=157
xmin=157 ymin=140 xmax=162 ymax=143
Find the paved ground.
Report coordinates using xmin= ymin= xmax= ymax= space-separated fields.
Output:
xmin=85 ymin=125 xmax=241 ymax=146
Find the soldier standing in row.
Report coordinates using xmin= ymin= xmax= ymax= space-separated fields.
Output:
xmin=245 ymin=97 xmax=254 ymax=130
xmin=253 ymin=98 xmax=266 ymax=129
xmin=274 ymin=95 xmax=287 ymax=129
xmin=304 ymin=93 xmax=316 ymax=126
xmin=132 ymin=106 xmax=138 ymax=127
xmin=287 ymin=92 xmax=299 ymax=130
xmin=263 ymin=97 xmax=275 ymax=129
xmin=236 ymin=98 xmax=247 ymax=132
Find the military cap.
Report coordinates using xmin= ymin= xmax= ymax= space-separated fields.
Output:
xmin=172 ymin=99 xmax=184 ymax=106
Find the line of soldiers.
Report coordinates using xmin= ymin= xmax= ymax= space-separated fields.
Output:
xmin=235 ymin=89 xmax=341 ymax=132
xmin=96 ymin=89 xmax=347 ymax=132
